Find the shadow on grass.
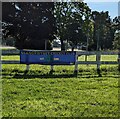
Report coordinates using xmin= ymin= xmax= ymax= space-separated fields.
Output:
xmin=2 ymin=69 xmax=77 ymax=79
xmin=2 ymin=68 xmax=119 ymax=79
xmin=13 ymin=73 xmax=77 ymax=79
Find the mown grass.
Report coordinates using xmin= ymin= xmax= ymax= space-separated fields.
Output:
xmin=1 ymin=55 xmax=120 ymax=117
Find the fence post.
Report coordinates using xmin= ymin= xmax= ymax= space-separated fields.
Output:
xmin=96 ymin=51 xmax=101 ymax=76
xmin=74 ymin=52 xmax=78 ymax=75
xmin=50 ymin=65 xmax=54 ymax=74
xmin=26 ymin=64 xmax=30 ymax=72
xmin=118 ymin=50 xmax=120 ymax=72
xmin=85 ymin=54 xmax=88 ymax=65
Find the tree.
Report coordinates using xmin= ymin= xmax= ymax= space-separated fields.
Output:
xmin=91 ymin=11 xmax=114 ymax=50
xmin=113 ymin=31 xmax=120 ymax=50
xmin=2 ymin=2 xmax=56 ymax=50
xmin=54 ymin=2 xmax=92 ymax=51
xmin=112 ymin=16 xmax=120 ymax=50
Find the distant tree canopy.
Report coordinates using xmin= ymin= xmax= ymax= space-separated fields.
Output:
xmin=2 ymin=2 xmax=120 ymax=51
xmin=91 ymin=11 xmax=112 ymax=50
xmin=54 ymin=2 xmax=92 ymax=50
xmin=2 ymin=2 xmax=92 ymax=50
xmin=2 ymin=2 xmax=56 ymax=50
xmin=91 ymin=11 xmax=120 ymax=51
xmin=112 ymin=16 xmax=120 ymax=50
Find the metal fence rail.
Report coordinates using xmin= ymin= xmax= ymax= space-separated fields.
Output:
xmin=77 ymin=51 xmax=119 ymax=55
xmin=2 ymin=61 xmax=20 ymax=64
xmin=2 ymin=50 xmax=119 ymax=55
xmin=2 ymin=49 xmax=20 ymax=55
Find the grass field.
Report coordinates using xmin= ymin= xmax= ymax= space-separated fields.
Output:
xmin=1 ymin=55 xmax=120 ymax=117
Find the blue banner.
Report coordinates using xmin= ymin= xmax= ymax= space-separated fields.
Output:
xmin=20 ymin=50 xmax=76 ymax=65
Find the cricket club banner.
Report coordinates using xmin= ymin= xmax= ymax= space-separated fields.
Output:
xmin=20 ymin=50 xmax=76 ymax=65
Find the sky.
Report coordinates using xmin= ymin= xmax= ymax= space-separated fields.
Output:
xmin=84 ymin=1 xmax=119 ymax=19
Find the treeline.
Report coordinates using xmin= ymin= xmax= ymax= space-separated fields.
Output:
xmin=2 ymin=2 xmax=120 ymax=50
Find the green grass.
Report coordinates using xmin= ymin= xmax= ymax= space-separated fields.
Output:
xmin=1 ymin=55 xmax=20 ymax=60
xmin=1 ymin=55 xmax=120 ymax=117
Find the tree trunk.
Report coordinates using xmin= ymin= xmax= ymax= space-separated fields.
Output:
xmin=61 ymin=40 xmax=65 ymax=51
xmin=72 ymin=47 xmax=74 ymax=51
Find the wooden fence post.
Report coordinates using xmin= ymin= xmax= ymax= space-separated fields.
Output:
xmin=85 ymin=54 xmax=88 ymax=66
xmin=50 ymin=65 xmax=54 ymax=74
xmin=0 ymin=48 xmax=1 ymax=78
xmin=118 ymin=50 xmax=120 ymax=72
xmin=96 ymin=51 xmax=101 ymax=76
xmin=26 ymin=64 xmax=29 ymax=72
xmin=74 ymin=52 xmax=78 ymax=75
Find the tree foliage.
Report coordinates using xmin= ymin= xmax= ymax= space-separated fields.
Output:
xmin=2 ymin=2 xmax=56 ymax=50
xmin=54 ymin=2 xmax=92 ymax=50
xmin=91 ymin=11 xmax=119 ymax=50
xmin=112 ymin=16 xmax=120 ymax=50
xmin=2 ymin=2 xmax=119 ymax=51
